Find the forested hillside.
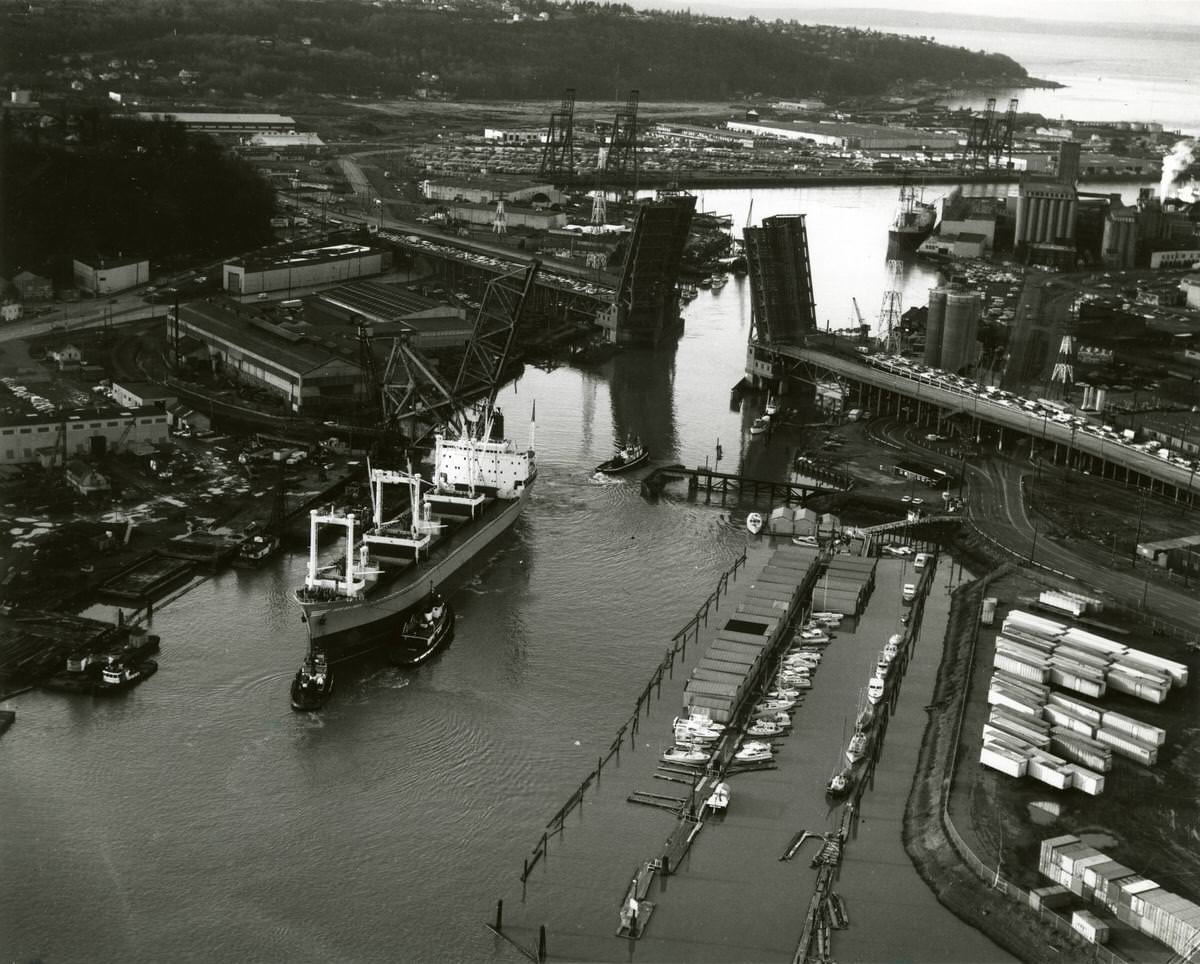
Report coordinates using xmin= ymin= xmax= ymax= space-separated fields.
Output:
xmin=1 ymin=0 xmax=1029 ymax=101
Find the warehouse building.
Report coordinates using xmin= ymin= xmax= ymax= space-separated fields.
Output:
xmin=724 ymin=119 xmax=959 ymax=151
xmin=223 ymin=244 xmax=389 ymax=296
xmin=447 ymin=200 xmax=566 ymax=231
xmin=174 ymin=302 xmax=361 ymax=412
xmin=134 ymin=111 xmax=297 ymax=133
xmin=73 ymin=255 xmax=151 ymax=295
xmin=312 ymin=281 xmax=475 ymax=350
xmin=0 ymin=407 xmax=169 ymax=465
xmin=420 ymin=175 xmax=565 ymax=207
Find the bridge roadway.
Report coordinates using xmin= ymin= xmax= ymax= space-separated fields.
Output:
xmin=772 ymin=344 xmax=1199 ymax=500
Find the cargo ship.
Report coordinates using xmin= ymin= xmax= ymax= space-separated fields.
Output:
xmin=887 ymin=185 xmax=936 ymax=253
xmin=292 ymin=408 xmax=535 ymax=668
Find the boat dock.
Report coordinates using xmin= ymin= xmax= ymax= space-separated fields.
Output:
xmin=485 ymin=540 xmax=1009 ymax=963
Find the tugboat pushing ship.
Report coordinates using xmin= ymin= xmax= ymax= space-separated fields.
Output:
xmin=289 ymin=262 xmax=541 ymax=710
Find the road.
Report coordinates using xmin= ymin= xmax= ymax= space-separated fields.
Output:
xmin=876 ymin=416 xmax=1197 ymax=630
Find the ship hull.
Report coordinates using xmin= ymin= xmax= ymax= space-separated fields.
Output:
xmin=296 ymin=483 xmax=532 ymax=659
xmin=887 ymin=227 xmax=933 ymax=252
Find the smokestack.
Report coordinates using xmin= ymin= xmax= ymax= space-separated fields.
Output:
xmin=1159 ymin=137 xmax=1197 ymax=201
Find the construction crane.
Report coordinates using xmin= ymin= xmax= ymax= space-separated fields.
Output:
xmin=851 ymin=297 xmax=866 ymax=342
xmin=878 ymin=259 xmax=904 ymax=353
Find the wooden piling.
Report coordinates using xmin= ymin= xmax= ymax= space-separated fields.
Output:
xmin=495 ymin=899 xmax=503 ymax=931
xmin=538 ymin=925 xmax=547 ymax=963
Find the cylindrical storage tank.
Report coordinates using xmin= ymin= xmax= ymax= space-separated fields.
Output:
xmin=941 ymin=290 xmax=981 ymax=373
xmin=1094 ymin=387 xmax=1107 ymax=412
xmin=924 ymin=288 xmax=947 ymax=367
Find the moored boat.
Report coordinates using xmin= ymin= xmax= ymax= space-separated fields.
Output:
xmin=661 ymin=744 xmax=710 ymax=765
xmin=734 ymin=741 xmax=772 ymax=763
xmin=747 ymin=718 xmax=784 ymax=738
xmin=290 ymin=652 xmax=333 ymax=711
xmin=825 ymin=766 xmax=854 ymax=798
xmin=745 ymin=512 xmax=765 ymax=535
xmin=866 ymin=675 xmax=886 ymax=705
xmin=845 ymin=729 xmax=870 ymax=764
xmin=705 ymin=781 xmax=730 ymax=812
xmin=749 ymin=415 xmax=769 ymax=435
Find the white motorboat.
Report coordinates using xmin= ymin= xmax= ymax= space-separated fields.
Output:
xmin=745 ymin=512 xmax=765 ymax=534
xmin=709 ymin=273 xmax=727 ymax=291
xmin=734 ymin=742 xmax=773 ymax=763
xmin=811 ymin=612 xmax=843 ymax=624
xmin=705 ymin=781 xmax=730 ymax=812
xmin=674 ymin=714 xmax=724 ymax=733
xmin=661 ymin=744 xmax=710 ymax=765
xmin=675 ymin=722 xmax=722 ymax=743
xmin=881 ymin=640 xmax=899 ymax=664
xmin=784 ymin=653 xmax=820 ymax=668
xmin=749 ymin=415 xmax=769 ymax=435
xmin=845 ymin=729 xmax=870 ymax=764
xmin=798 ymin=629 xmax=831 ymax=642
xmin=755 ymin=698 xmax=796 ymax=714
xmin=768 ymin=687 xmax=804 ymax=700
xmin=747 ymin=718 xmax=784 ymax=737
xmin=764 ymin=394 xmax=778 ymax=416
xmin=866 ymin=675 xmax=886 ymax=705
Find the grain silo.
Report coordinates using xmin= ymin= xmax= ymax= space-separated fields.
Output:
xmin=923 ymin=287 xmax=947 ymax=368
xmin=940 ymin=288 xmax=982 ymax=373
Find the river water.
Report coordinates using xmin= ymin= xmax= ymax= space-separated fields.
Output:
xmin=0 ymin=182 xmax=1144 ymax=963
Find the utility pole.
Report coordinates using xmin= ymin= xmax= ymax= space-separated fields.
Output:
xmin=1028 ymin=518 xmax=1039 ymax=566
xmin=1131 ymin=491 xmax=1146 ymax=567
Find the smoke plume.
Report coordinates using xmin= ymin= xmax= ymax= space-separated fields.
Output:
xmin=1159 ymin=137 xmax=1197 ymax=200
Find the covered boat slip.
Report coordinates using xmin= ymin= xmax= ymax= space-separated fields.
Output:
xmin=492 ymin=552 xmax=1003 ymax=963
xmin=682 ymin=547 xmax=821 ymax=724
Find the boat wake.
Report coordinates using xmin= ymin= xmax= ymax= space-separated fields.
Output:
xmin=589 ymin=471 xmax=624 ymax=486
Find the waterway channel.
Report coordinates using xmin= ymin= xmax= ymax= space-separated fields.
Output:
xmin=0 ymin=182 xmax=1145 ymax=963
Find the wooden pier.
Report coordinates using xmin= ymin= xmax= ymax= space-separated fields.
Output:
xmin=641 ymin=463 xmax=850 ymax=504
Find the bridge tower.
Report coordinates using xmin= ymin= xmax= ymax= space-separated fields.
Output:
xmin=538 ymin=88 xmax=576 ymax=180
xmin=597 ymin=192 xmax=694 ymax=346
xmin=992 ymin=97 xmax=1018 ymax=170
xmin=378 ymin=262 xmax=541 ymax=437
xmin=743 ymin=214 xmax=818 ymax=388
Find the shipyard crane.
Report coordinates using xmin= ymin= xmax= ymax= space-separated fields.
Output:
xmin=539 ymin=88 xmax=577 ymax=180
xmin=606 ymin=90 xmax=640 ymax=196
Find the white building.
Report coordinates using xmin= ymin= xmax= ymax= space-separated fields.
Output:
xmin=73 ymin=255 xmax=150 ymax=295
xmin=223 ymin=244 xmax=388 ymax=296
xmin=1150 ymin=250 xmax=1200 ymax=270
xmin=482 ymin=128 xmax=543 ymax=144
xmin=1181 ymin=274 xmax=1200 ymax=311
xmin=0 ymin=407 xmax=169 ymax=465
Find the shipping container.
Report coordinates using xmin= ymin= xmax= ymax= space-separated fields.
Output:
xmin=1100 ymin=709 xmax=1166 ymax=747
xmin=1041 ymin=590 xmax=1087 ymax=617
xmin=1044 ymin=705 xmax=1097 ymax=738
xmin=981 ymin=596 xmax=998 ymax=626
xmin=1048 ymin=666 xmax=1107 ymax=698
xmin=1030 ymin=885 xmax=1074 ymax=911
xmin=980 ymin=743 xmax=1028 ymax=778
xmin=1106 ymin=669 xmax=1168 ymax=703
xmin=993 ymin=670 xmax=1051 ymax=701
xmin=988 ymin=685 xmax=1043 ymax=717
xmin=994 ymin=652 xmax=1051 ymax=683
xmin=1061 ymin=763 xmax=1106 ymax=795
xmin=1095 ymin=728 xmax=1158 ymax=765
xmin=1048 ymin=691 xmax=1104 ymax=725
xmin=1049 ymin=730 xmax=1112 ymax=772
xmin=1119 ymin=651 xmax=1188 ymax=688
xmin=1028 ymin=758 xmax=1073 ymax=791
xmin=1071 ymin=910 xmax=1110 ymax=944
xmin=1003 ymin=609 xmax=1067 ymax=638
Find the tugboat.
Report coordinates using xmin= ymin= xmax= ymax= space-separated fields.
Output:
xmin=388 ymin=591 xmax=455 ymax=667
xmin=594 ymin=436 xmax=649 ymax=475
xmin=825 ymin=766 xmax=854 ymax=798
xmin=290 ymin=652 xmax=333 ymax=711
xmin=94 ymin=656 xmax=159 ymax=694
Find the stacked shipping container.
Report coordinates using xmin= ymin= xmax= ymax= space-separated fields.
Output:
xmin=978 ymin=610 xmax=1179 ymax=793
xmin=1040 ymin=836 xmax=1200 ymax=955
